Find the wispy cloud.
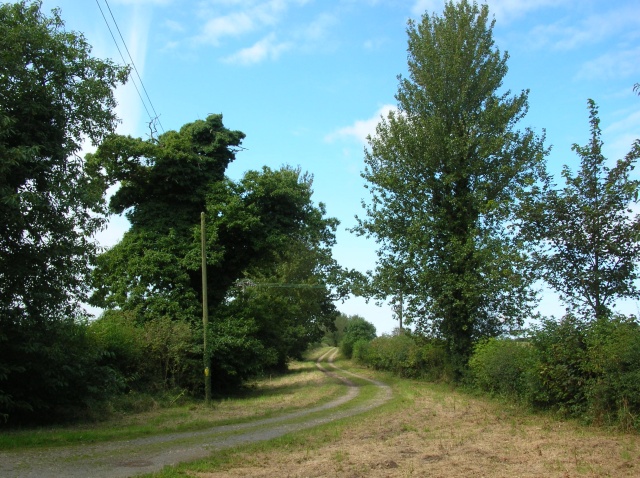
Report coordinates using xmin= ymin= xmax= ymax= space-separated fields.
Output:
xmin=603 ymin=109 xmax=640 ymax=161
xmin=222 ymin=33 xmax=292 ymax=65
xmin=185 ymin=0 xmax=330 ymax=64
xmin=99 ymin=3 xmax=151 ymax=137
xmin=198 ymin=12 xmax=255 ymax=46
xmin=195 ymin=0 xmax=291 ymax=46
xmin=326 ymin=105 xmax=397 ymax=145
xmin=528 ymin=4 xmax=640 ymax=51
xmin=411 ymin=0 xmax=569 ymax=22
xmin=112 ymin=0 xmax=172 ymax=5
xmin=576 ymin=46 xmax=640 ymax=82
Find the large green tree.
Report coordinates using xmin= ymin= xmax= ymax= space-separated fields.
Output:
xmin=355 ymin=0 xmax=547 ymax=372
xmin=88 ymin=114 xmax=245 ymax=323
xmin=221 ymin=185 xmax=342 ymax=369
xmin=526 ymin=100 xmax=640 ymax=321
xmin=89 ymin=118 xmax=343 ymax=389
xmin=0 ymin=1 xmax=128 ymax=421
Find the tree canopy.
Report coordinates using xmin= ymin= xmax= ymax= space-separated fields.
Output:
xmin=88 ymin=114 xmax=343 ymax=390
xmin=355 ymin=0 xmax=547 ymax=371
xmin=0 ymin=0 xmax=129 ymax=421
xmin=524 ymin=99 xmax=640 ymax=321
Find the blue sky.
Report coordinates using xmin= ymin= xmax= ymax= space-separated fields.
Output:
xmin=39 ymin=0 xmax=640 ymax=334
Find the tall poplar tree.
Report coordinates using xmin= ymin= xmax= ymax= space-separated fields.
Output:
xmin=356 ymin=0 xmax=547 ymax=371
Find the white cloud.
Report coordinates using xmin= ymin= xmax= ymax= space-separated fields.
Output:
xmin=113 ymin=0 xmax=171 ymax=4
xmin=326 ymin=104 xmax=397 ymax=145
xmin=529 ymin=4 xmax=640 ymax=51
xmin=576 ymin=47 xmax=640 ymax=82
xmin=195 ymin=0 xmax=293 ymax=46
xmin=198 ymin=12 xmax=255 ymax=46
xmin=603 ymin=109 xmax=640 ymax=162
xmin=94 ymin=3 xmax=151 ymax=138
xmin=222 ymin=33 xmax=292 ymax=65
xmin=163 ymin=19 xmax=185 ymax=32
xmin=302 ymin=12 xmax=337 ymax=41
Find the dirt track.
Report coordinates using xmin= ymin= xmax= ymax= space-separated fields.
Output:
xmin=0 ymin=348 xmax=391 ymax=478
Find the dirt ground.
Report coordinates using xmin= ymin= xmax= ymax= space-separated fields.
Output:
xmin=189 ymin=371 xmax=640 ymax=478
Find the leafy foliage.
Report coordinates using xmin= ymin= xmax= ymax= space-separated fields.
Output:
xmin=468 ymin=338 xmax=535 ymax=397
xmin=0 ymin=0 xmax=128 ymax=422
xmin=523 ymin=100 xmax=640 ymax=321
xmin=88 ymin=114 xmax=245 ymax=322
xmin=355 ymin=0 xmax=546 ymax=372
xmin=354 ymin=332 xmax=450 ymax=381
xmin=90 ymin=117 xmax=342 ymax=393
xmin=339 ymin=315 xmax=377 ymax=358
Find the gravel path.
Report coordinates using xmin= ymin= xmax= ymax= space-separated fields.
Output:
xmin=0 ymin=348 xmax=391 ymax=478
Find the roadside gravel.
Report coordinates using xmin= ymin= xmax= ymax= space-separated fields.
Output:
xmin=0 ymin=348 xmax=391 ymax=478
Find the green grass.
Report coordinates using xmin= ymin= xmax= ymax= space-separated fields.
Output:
xmin=0 ymin=356 xmax=345 ymax=450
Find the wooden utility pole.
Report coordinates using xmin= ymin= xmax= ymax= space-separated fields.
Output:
xmin=201 ymin=212 xmax=211 ymax=404
xmin=398 ymin=290 xmax=403 ymax=331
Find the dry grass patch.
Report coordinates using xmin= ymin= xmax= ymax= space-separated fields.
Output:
xmin=183 ymin=368 xmax=640 ymax=478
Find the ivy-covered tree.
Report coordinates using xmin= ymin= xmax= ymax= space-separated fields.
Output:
xmin=355 ymin=0 xmax=547 ymax=372
xmin=89 ymin=120 xmax=343 ymax=390
xmin=0 ymin=0 xmax=129 ymax=421
xmin=88 ymin=114 xmax=245 ymax=323
xmin=528 ymin=100 xmax=640 ymax=321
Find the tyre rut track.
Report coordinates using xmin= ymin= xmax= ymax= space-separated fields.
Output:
xmin=0 ymin=348 xmax=391 ymax=478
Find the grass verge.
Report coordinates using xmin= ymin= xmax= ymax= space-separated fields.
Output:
xmin=0 ymin=357 xmax=344 ymax=450
xmin=141 ymin=359 xmax=640 ymax=478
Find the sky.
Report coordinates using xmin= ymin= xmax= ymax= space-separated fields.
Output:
xmin=37 ymin=0 xmax=640 ymax=335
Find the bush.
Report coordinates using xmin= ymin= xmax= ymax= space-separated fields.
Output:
xmin=340 ymin=317 xmax=376 ymax=359
xmin=89 ymin=310 xmax=147 ymax=390
xmin=357 ymin=333 xmax=450 ymax=381
xmin=352 ymin=339 xmax=371 ymax=363
xmin=1 ymin=315 xmax=120 ymax=425
xmin=527 ymin=315 xmax=589 ymax=416
xmin=583 ymin=316 xmax=640 ymax=429
xmin=468 ymin=338 xmax=535 ymax=397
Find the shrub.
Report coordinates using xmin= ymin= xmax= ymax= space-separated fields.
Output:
xmin=352 ymin=339 xmax=371 ymax=363
xmin=583 ymin=315 xmax=640 ymax=429
xmin=1 ymin=315 xmax=120 ymax=425
xmin=468 ymin=338 xmax=535 ymax=397
xmin=340 ymin=317 xmax=376 ymax=359
xmin=358 ymin=333 xmax=450 ymax=381
xmin=527 ymin=315 xmax=589 ymax=416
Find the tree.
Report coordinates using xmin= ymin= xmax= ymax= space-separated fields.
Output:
xmin=528 ymin=100 xmax=640 ymax=321
xmin=90 ymin=118 xmax=343 ymax=390
xmin=88 ymin=114 xmax=246 ymax=323
xmin=340 ymin=315 xmax=377 ymax=359
xmin=222 ymin=209 xmax=341 ymax=368
xmin=0 ymin=1 xmax=128 ymax=421
xmin=355 ymin=0 xmax=547 ymax=372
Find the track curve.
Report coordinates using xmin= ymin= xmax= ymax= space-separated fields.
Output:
xmin=0 ymin=348 xmax=391 ymax=478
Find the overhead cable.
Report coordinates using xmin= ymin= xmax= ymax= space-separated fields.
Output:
xmin=94 ymin=0 xmax=165 ymax=136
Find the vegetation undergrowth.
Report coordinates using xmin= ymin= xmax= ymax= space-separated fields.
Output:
xmin=0 ymin=358 xmax=344 ymax=450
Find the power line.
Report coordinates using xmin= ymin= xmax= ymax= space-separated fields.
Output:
xmin=94 ymin=0 xmax=165 ymax=136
